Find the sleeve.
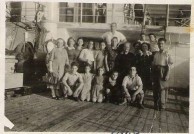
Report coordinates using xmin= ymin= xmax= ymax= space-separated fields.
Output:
xmin=119 ymin=32 xmax=126 ymax=42
xmin=79 ymin=49 xmax=86 ymax=60
xmin=167 ymin=54 xmax=173 ymax=65
xmin=101 ymin=32 xmax=107 ymax=40
xmin=78 ymin=74 xmax=83 ymax=83
xmin=136 ymin=76 xmax=143 ymax=86
xmin=122 ymin=76 xmax=128 ymax=87
xmin=62 ymin=72 xmax=69 ymax=83
xmin=49 ymin=49 xmax=55 ymax=61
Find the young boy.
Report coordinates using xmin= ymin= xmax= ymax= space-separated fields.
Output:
xmin=62 ymin=62 xmax=83 ymax=101
xmin=105 ymin=71 xmax=121 ymax=104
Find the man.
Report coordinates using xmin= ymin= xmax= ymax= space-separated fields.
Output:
xmin=62 ymin=62 xmax=83 ymax=101
xmin=120 ymin=66 xmax=144 ymax=109
xmin=152 ymin=38 xmax=173 ymax=110
xmin=102 ymin=22 xmax=127 ymax=46
xmin=115 ymin=42 xmax=135 ymax=78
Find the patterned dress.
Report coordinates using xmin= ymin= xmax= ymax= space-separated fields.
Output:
xmin=92 ymin=75 xmax=105 ymax=102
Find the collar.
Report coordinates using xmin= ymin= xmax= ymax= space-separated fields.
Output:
xmin=70 ymin=72 xmax=78 ymax=76
xmin=109 ymin=77 xmax=116 ymax=83
xmin=67 ymin=47 xmax=75 ymax=50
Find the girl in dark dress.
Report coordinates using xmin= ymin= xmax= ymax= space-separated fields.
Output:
xmin=66 ymin=37 xmax=77 ymax=65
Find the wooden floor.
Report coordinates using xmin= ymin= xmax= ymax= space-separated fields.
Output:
xmin=4 ymin=89 xmax=189 ymax=133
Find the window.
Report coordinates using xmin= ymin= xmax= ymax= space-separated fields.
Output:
xmin=59 ymin=3 xmax=107 ymax=23
xmin=169 ymin=5 xmax=191 ymax=27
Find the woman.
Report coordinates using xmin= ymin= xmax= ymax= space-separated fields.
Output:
xmin=94 ymin=41 xmax=106 ymax=72
xmin=79 ymin=40 xmax=95 ymax=73
xmin=66 ymin=37 xmax=77 ymax=65
xmin=105 ymin=37 xmax=119 ymax=73
xmin=148 ymin=33 xmax=159 ymax=55
xmin=49 ymin=38 xmax=70 ymax=99
xmin=138 ymin=42 xmax=153 ymax=93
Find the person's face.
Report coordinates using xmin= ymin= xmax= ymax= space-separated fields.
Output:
xmin=88 ymin=41 xmax=94 ymax=49
xmin=112 ymin=72 xmax=118 ymax=80
xmin=112 ymin=38 xmax=118 ymax=47
xmin=100 ymin=42 xmax=106 ymax=50
xmin=142 ymin=44 xmax=148 ymax=52
xmin=78 ymin=39 xmax=83 ymax=46
xmin=141 ymin=34 xmax=146 ymax=41
xmin=129 ymin=67 xmax=137 ymax=76
xmin=124 ymin=43 xmax=130 ymax=52
xmin=158 ymin=40 xmax=165 ymax=51
xmin=149 ymin=35 xmax=156 ymax=42
xmin=134 ymin=43 xmax=140 ymax=51
xmin=85 ymin=66 xmax=91 ymax=73
xmin=71 ymin=66 xmax=78 ymax=74
xmin=111 ymin=23 xmax=117 ymax=32
xmin=57 ymin=39 xmax=64 ymax=48
xmin=69 ymin=39 xmax=75 ymax=47
xmin=98 ymin=68 xmax=104 ymax=75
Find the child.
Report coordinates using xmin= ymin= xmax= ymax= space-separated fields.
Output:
xmin=92 ymin=67 xmax=105 ymax=103
xmin=80 ymin=64 xmax=94 ymax=102
xmin=105 ymin=71 xmax=121 ymax=104
xmin=62 ymin=62 xmax=83 ymax=101
xmin=94 ymin=41 xmax=106 ymax=72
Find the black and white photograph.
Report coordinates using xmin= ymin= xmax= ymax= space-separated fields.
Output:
xmin=3 ymin=1 xmax=191 ymax=133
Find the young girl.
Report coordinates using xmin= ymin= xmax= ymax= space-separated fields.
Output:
xmin=94 ymin=41 xmax=106 ymax=72
xmin=92 ymin=67 xmax=105 ymax=103
xmin=66 ymin=37 xmax=77 ymax=65
xmin=79 ymin=40 xmax=95 ymax=73
xmin=80 ymin=64 xmax=94 ymax=102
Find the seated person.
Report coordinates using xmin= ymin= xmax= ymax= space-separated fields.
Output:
xmin=105 ymin=71 xmax=121 ymax=104
xmin=62 ymin=62 xmax=83 ymax=101
xmin=92 ymin=67 xmax=105 ymax=103
xmin=120 ymin=66 xmax=145 ymax=109
xmin=80 ymin=64 xmax=94 ymax=102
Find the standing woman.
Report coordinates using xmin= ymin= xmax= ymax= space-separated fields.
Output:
xmin=49 ymin=38 xmax=70 ymax=99
xmin=79 ymin=40 xmax=95 ymax=73
xmin=66 ymin=37 xmax=77 ymax=65
xmin=94 ymin=41 xmax=106 ymax=73
xmin=105 ymin=37 xmax=119 ymax=73
xmin=45 ymin=41 xmax=56 ymax=99
xmin=138 ymin=42 xmax=153 ymax=93
xmin=75 ymin=38 xmax=84 ymax=73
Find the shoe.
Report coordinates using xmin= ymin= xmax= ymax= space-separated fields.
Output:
xmin=56 ymin=96 xmax=59 ymax=100
xmin=139 ymin=104 xmax=145 ymax=109
xmin=119 ymin=101 xmax=127 ymax=106
xmin=52 ymin=97 xmax=56 ymax=99
xmin=75 ymin=97 xmax=80 ymax=102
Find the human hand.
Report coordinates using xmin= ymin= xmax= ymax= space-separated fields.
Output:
xmin=132 ymin=94 xmax=136 ymax=102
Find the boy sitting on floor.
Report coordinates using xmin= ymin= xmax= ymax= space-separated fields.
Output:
xmin=62 ymin=62 xmax=83 ymax=101
xmin=105 ymin=71 xmax=121 ymax=104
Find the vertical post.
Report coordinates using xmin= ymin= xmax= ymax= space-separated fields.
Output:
xmin=164 ymin=4 xmax=169 ymax=38
xmin=92 ymin=3 xmax=95 ymax=23
xmin=143 ymin=4 xmax=146 ymax=26
xmin=112 ymin=4 xmax=114 ymax=22
xmin=80 ymin=3 xmax=82 ymax=24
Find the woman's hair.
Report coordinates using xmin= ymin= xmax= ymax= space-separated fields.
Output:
xmin=111 ymin=37 xmax=118 ymax=42
xmin=67 ymin=37 xmax=76 ymax=46
xmin=57 ymin=38 xmax=66 ymax=46
xmin=158 ymin=38 xmax=166 ymax=43
xmin=133 ymin=41 xmax=141 ymax=48
xmin=141 ymin=42 xmax=151 ymax=50
xmin=148 ymin=33 xmax=156 ymax=38
xmin=71 ymin=62 xmax=79 ymax=68
xmin=77 ymin=37 xmax=84 ymax=42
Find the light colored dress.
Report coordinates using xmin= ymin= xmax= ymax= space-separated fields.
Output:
xmin=92 ymin=75 xmax=104 ymax=102
xmin=80 ymin=73 xmax=93 ymax=101
xmin=95 ymin=50 xmax=105 ymax=71
xmin=49 ymin=48 xmax=69 ymax=83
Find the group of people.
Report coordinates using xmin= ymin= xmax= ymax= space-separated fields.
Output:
xmin=45 ymin=22 xmax=173 ymax=111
